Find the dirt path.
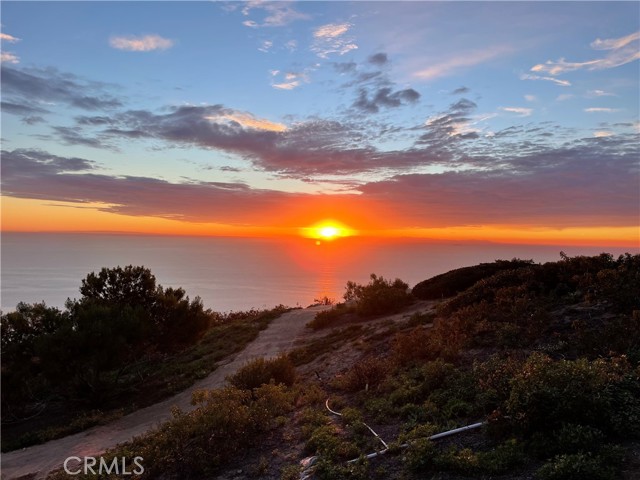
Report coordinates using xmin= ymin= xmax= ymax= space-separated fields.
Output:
xmin=1 ymin=306 xmax=327 ymax=480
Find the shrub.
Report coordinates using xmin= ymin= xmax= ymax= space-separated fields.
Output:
xmin=344 ymin=274 xmax=411 ymax=317
xmin=505 ymin=353 xmax=639 ymax=436
xmin=536 ymin=452 xmax=617 ymax=480
xmin=227 ymin=355 xmax=296 ymax=391
xmin=106 ymin=384 xmax=293 ymax=478
xmin=307 ymin=303 xmax=353 ymax=330
xmin=339 ymin=356 xmax=391 ymax=392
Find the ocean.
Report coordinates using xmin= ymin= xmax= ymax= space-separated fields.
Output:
xmin=1 ymin=233 xmax=636 ymax=313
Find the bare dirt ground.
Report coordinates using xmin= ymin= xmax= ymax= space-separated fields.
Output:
xmin=0 ymin=306 xmax=329 ymax=480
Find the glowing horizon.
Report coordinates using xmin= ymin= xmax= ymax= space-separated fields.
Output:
xmin=1 ymin=2 xmax=638 ymax=248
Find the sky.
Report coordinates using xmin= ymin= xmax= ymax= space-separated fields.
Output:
xmin=1 ymin=1 xmax=639 ymax=246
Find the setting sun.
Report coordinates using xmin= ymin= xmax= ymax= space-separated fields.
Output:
xmin=319 ymin=226 xmax=339 ymax=239
xmin=299 ymin=220 xmax=357 ymax=241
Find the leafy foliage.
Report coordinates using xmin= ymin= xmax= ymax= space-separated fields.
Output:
xmin=344 ymin=274 xmax=412 ymax=317
xmin=227 ymin=355 xmax=296 ymax=391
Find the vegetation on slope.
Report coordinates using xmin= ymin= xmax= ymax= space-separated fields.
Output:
xmin=42 ymin=252 xmax=639 ymax=480
xmin=1 ymin=266 xmax=290 ymax=451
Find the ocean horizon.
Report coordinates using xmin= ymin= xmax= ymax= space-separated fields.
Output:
xmin=2 ymin=232 xmax=637 ymax=313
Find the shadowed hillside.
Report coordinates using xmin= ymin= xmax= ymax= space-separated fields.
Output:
xmin=42 ymin=253 xmax=639 ymax=480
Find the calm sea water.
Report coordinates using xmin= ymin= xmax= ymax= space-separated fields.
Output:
xmin=1 ymin=233 xmax=636 ymax=313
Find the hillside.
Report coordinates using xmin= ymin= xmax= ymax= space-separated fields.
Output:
xmin=39 ymin=252 xmax=640 ymax=480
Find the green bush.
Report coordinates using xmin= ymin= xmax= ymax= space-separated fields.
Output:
xmin=227 ymin=355 xmax=296 ymax=391
xmin=505 ymin=353 xmax=639 ymax=436
xmin=105 ymin=383 xmax=293 ymax=478
xmin=344 ymin=274 xmax=412 ymax=317
xmin=536 ymin=452 xmax=617 ymax=480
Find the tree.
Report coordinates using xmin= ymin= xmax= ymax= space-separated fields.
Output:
xmin=79 ymin=265 xmax=158 ymax=309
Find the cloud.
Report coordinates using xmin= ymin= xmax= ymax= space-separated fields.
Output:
xmin=4 ymin=134 xmax=638 ymax=229
xmin=358 ymin=143 xmax=639 ymax=227
xmin=556 ymin=94 xmax=574 ymax=101
xmin=593 ymin=131 xmax=614 ymax=138
xmin=1 ymin=101 xmax=50 ymax=116
xmin=353 ymin=87 xmax=420 ymax=113
xmin=421 ymin=98 xmax=482 ymax=143
xmin=241 ymin=2 xmax=309 ymax=28
xmin=1 ymin=52 xmax=19 ymax=64
xmin=258 ymin=40 xmax=273 ymax=52
xmin=1 ymin=66 xmax=123 ymax=127
xmin=312 ymin=23 xmax=358 ymax=58
xmin=109 ymin=35 xmax=174 ymax=52
xmin=587 ymin=89 xmax=616 ymax=97
xmin=270 ymin=70 xmax=309 ymax=90
xmin=500 ymin=107 xmax=533 ymax=117
xmin=214 ymin=111 xmax=287 ymax=132
xmin=413 ymin=46 xmax=512 ymax=80
xmin=0 ymin=32 xmax=20 ymax=43
xmin=584 ymin=107 xmax=619 ymax=113
xmin=531 ymin=31 xmax=640 ymax=75
xmin=368 ymin=52 xmax=388 ymax=66
xmin=524 ymin=95 xmax=536 ymax=102
xmin=314 ymin=23 xmax=351 ymax=39
xmin=520 ymin=73 xmax=571 ymax=87
xmin=451 ymin=86 xmax=470 ymax=95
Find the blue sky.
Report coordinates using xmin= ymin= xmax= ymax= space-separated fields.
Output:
xmin=1 ymin=1 xmax=639 ymax=241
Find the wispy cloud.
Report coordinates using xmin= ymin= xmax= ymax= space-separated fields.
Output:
xmin=556 ymin=93 xmax=574 ymax=101
xmin=109 ymin=34 xmax=174 ymax=52
xmin=413 ymin=46 xmax=512 ymax=80
xmin=524 ymin=95 xmax=537 ymax=102
xmin=212 ymin=112 xmax=287 ymax=132
xmin=520 ymin=73 xmax=571 ymax=87
xmin=593 ymin=131 xmax=614 ymax=138
xmin=0 ymin=32 xmax=20 ymax=43
xmin=258 ymin=40 xmax=273 ymax=53
xmin=1 ymin=66 xmax=122 ymax=114
xmin=312 ymin=23 xmax=358 ymax=58
xmin=1 ymin=52 xmax=19 ymax=64
xmin=531 ymin=31 xmax=640 ymax=75
xmin=584 ymin=107 xmax=619 ymax=113
xmin=587 ymin=89 xmax=616 ymax=97
xmin=500 ymin=107 xmax=533 ymax=117
xmin=270 ymin=70 xmax=309 ymax=90
xmin=241 ymin=1 xmax=309 ymax=28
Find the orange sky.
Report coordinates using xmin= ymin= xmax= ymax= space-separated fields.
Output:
xmin=3 ymin=197 xmax=638 ymax=248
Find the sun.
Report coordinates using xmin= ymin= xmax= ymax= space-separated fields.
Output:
xmin=299 ymin=220 xmax=356 ymax=241
xmin=319 ymin=226 xmax=339 ymax=239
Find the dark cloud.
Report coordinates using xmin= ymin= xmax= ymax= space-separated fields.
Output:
xmin=368 ymin=52 xmax=388 ymax=66
xmin=1 ymin=149 xmax=95 ymax=180
xmin=1 ymin=101 xmax=50 ymax=116
xmin=22 ymin=116 xmax=46 ymax=125
xmin=3 ymin=138 xmax=637 ymax=229
xmin=353 ymin=87 xmax=420 ymax=113
xmin=359 ymin=141 xmax=640 ymax=227
xmin=417 ymin=98 xmax=478 ymax=146
xmin=451 ymin=86 xmax=470 ymax=95
xmin=1 ymin=66 xmax=123 ymax=114
xmin=75 ymin=115 xmax=116 ymax=126
xmin=51 ymin=126 xmax=112 ymax=149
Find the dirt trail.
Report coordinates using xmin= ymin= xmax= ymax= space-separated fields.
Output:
xmin=1 ymin=306 xmax=327 ymax=480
